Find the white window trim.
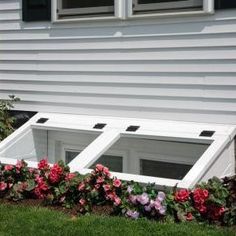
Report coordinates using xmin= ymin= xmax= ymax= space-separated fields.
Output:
xmin=52 ymin=0 xmax=214 ymax=23
xmin=0 ymin=112 xmax=235 ymax=189
xmin=52 ymin=0 xmax=126 ymax=23
xmin=127 ymin=0 xmax=214 ymax=19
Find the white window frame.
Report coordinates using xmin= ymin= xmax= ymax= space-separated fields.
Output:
xmin=52 ymin=0 xmax=126 ymax=22
xmin=0 ymin=112 xmax=235 ymax=189
xmin=128 ymin=0 xmax=214 ymax=18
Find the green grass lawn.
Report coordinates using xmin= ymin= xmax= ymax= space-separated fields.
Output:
xmin=0 ymin=204 xmax=235 ymax=236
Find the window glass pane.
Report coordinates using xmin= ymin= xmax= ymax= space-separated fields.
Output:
xmin=138 ymin=0 xmax=186 ymax=4
xmin=133 ymin=0 xmax=203 ymax=14
xmin=88 ymin=136 xmax=211 ymax=180
xmin=1 ymin=128 xmax=100 ymax=164
xmin=62 ymin=0 xmax=114 ymax=9
xmin=65 ymin=150 xmax=123 ymax=172
xmin=140 ymin=159 xmax=192 ymax=179
xmin=65 ymin=150 xmax=80 ymax=164
xmin=90 ymin=155 xmax=123 ymax=172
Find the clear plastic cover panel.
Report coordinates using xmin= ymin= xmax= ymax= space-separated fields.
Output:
xmin=89 ymin=137 xmax=211 ymax=180
xmin=0 ymin=128 xmax=100 ymax=164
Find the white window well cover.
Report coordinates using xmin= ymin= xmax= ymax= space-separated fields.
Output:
xmin=0 ymin=113 xmax=235 ymax=189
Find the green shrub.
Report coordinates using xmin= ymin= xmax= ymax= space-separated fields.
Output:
xmin=0 ymin=95 xmax=20 ymax=141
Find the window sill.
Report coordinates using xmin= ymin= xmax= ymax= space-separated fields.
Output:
xmin=52 ymin=16 xmax=120 ymax=24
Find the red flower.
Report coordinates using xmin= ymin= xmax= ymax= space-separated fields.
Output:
xmin=38 ymin=159 xmax=49 ymax=170
xmin=186 ymin=212 xmax=193 ymax=221
xmin=4 ymin=165 xmax=14 ymax=171
xmin=193 ymin=188 xmax=209 ymax=205
xmin=208 ymin=206 xmax=225 ymax=220
xmin=0 ymin=182 xmax=7 ymax=191
xmin=174 ymin=189 xmax=190 ymax=202
xmin=195 ymin=204 xmax=207 ymax=214
xmin=49 ymin=163 xmax=63 ymax=183
xmin=113 ymin=178 xmax=121 ymax=188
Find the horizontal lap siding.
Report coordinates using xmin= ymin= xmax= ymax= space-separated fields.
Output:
xmin=0 ymin=0 xmax=236 ymax=124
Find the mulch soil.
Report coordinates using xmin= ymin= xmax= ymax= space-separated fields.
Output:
xmin=0 ymin=198 xmax=114 ymax=218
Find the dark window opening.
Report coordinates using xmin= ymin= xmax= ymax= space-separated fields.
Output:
xmin=215 ymin=0 xmax=236 ymax=10
xmin=140 ymin=159 xmax=192 ymax=180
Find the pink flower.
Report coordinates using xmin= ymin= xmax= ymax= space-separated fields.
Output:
xmin=96 ymin=176 xmax=104 ymax=184
xmin=103 ymin=184 xmax=111 ymax=192
xmin=114 ymin=196 xmax=121 ymax=206
xmin=137 ymin=193 xmax=149 ymax=205
xmin=186 ymin=212 xmax=193 ymax=221
xmin=144 ymin=204 xmax=152 ymax=212
xmin=95 ymin=184 xmax=100 ymax=189
xmin=4 ymin=165 xmax=14 ymax=171
xmin=103 ymin=167 xmax=111 ymax=177
xmin=157 ymin=191 xmax=165 ymax=202
xmin=0 ymin=182 xmax=7 ymax=191
xmin=127 ymin=186 xmax=133 ymax=193
xmin=65 ymin=173 xmax=76 ymax=181
xmin=78 ymin=182 xmax=85 ymax=191
xmin=106 ymin=192 xmax=116 ymax=201
xmin=154 ymin=200 xmax=161 ymax=210
xmin=16 ymin=160 xmax=23 ymax=170
xmin=79 ymin=198 xmax=86 ymax=206
xmin=95 ymin=164 xmax=104 ymax=172
xmin=113 ymin=179 xmax=122 ymax=188
xmin=129 ymin=195 xmax=137 ymax=205
xmin=159 ymin=206 xmax=166 ymax=215
xmin=126 ymin=210 xmax=139 ymax=219
xmin=38 ymin=159 xmax=49 ymax=170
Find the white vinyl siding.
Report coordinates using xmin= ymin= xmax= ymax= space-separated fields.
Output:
xmin=0 ymin=0 xmax=236 ymax=124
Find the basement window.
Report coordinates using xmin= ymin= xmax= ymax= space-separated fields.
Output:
xmin=0 ymin=113 xmax=235 ymax=189
xmin=57 ymin=0 xmax=115 ymax=20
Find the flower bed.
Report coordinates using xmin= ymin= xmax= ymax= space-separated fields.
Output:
xmin=0 ymin=159 xmax=235 ymax=226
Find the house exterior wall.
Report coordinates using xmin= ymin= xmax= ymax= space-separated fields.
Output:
xmin=0 ymin=0 xmax=236 ymax=125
